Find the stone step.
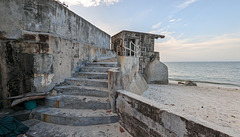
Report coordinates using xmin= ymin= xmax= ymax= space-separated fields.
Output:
xmin=54 ymin=85 xmax=108 ymax=97
xmin=45 ymin=95 xmax=111 ymax=109
xmin=81 ymin=67 xmax=117 ymax=72
xmin=74 ymin=72 xmax=108 ymax=79
xmin=86 ymin=62 xmax=117 ymax=67
xmin=65 ymin=78 xmax=108 ymax=88
xmin=23 ymin=119 xmax=132 ymax=137
xmin=33 ymin=107 xmax=118 ymax=126
xmin=95 ymin=57 xmax=117 ymax=62
xmin=95 ymin=55 xmax=117 ymax=62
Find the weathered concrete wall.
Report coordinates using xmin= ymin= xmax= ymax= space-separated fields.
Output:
xmin=126 ymin=73 xmax=148 ymax=95
xmin=32 ymin=33 xmax=112 ymax=93
xmin=117 ymin=56 xmax=139 ymax=90
xmin=117 ymin=56 xmax=148 ymax=95
xmin=146 ymin=60 xmax=169 ymax=84
xmin=0 ymin=40 xmax=34 ymax=108
xmin=0 ymin=0 xmax=111 ymax=108
xmin=0 ymin=33 xmax=111 ymax=107
xmin=0 ymin=0 xmax=110 ymax=49
xmin=116 ymin=90 xmax=231 ymax=137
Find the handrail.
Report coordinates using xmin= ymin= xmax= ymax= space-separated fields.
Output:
xmin=121 ymin=41 xmax=140 ymax=57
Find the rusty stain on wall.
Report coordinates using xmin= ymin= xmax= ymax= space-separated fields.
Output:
xmin=43 ymin=114 xmax=51 ymax=122
xmin=56 ymin=100 xmax=60 ymax=108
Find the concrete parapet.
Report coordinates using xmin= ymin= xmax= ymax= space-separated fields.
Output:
xmin=116 ymin=90 xmax=231 ymax=137
xmin=0 ymin=0 xmax=110 ymax=49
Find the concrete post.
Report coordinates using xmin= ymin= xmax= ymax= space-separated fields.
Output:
xmin=108 ymin=68 xmax=122 ymax=113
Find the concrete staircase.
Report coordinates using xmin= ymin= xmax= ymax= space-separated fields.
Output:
xmin=32 ymin=61 xmax=119 ymax=126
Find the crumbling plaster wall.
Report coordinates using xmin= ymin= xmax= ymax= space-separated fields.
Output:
xmin=108 ymin=56 xmax=148 ymax=112
xmin=0 ymin=40 xmax=35 ymax=108
xmin=116 ymin=90 xmax=231 ymax=137
xmin=117 ymin=56 xmax=148 ymax=95
xmin=117 ymin=56 xmax=139 ymax=90
xmin=0 ymin=0 xmax=111 ymax=108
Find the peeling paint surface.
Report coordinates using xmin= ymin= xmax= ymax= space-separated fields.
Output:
xmin=39 ymin=74 xmax=54 ymax=87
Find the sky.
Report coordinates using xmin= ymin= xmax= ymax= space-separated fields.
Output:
xmin=59 ymin=0 xmax=240 ymax=62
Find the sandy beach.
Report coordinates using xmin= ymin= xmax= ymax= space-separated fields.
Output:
xmin=142 ymin=82 xmax=240 ymax=136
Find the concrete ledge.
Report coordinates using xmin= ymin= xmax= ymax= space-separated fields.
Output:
xmin=65 ymin=78 xmax=108 ymax=88
xmin=116 ymin=90 xmax=231 ymax=137
xmin=54 ymin=85 xmax=108 ymax=97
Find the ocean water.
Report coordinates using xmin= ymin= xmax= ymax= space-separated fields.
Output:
xmin=164 ymin=62 xmax=240 ymax=88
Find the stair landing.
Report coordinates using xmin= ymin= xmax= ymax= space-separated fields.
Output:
xmin=23 ymin=119 xmax=132 ymax=137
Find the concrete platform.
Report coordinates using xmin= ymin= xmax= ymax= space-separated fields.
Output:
xmin=65 ymin=78 xmax=108 ymax=88
xmin=23 ymin=119 xmax=132 ymax=137
xmin=34 ymin=107 xmax=118 ymax=126
xmin=54 ymin=85 xmax=108 ymax=97
xmin=45 ymin=95 xmax=111 ymax=109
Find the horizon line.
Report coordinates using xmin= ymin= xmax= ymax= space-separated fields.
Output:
xmin=163 ymin=61 xmax=240 ymax=63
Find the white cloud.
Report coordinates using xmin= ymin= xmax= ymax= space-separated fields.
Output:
xmin=177 ymin=0 xmax=198 ymax=10
xmin=152 ymin=22 xmax=162 ymax=29
xmin=166 ymin=0 xmax=198 ymax=22
xmin=169 ymin=19 xmax=175 ymax=23
xmin=149 ymin=25 xmax=170 ymax=35
xmin=57 ymin=0 xmax=119 ymax=7
xmin=169 ymin=18 xmax=182 ymax=23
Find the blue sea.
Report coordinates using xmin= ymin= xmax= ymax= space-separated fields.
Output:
xmin=164 ymin=62 xmax=240 ymax=88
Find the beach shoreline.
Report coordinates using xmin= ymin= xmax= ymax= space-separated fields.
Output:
xmin=165 ymin=62 xmax=240 ymax=90
xmin=142 ymin=82 xmax=240 ymax=136
xmin=169 ymin=80 xmax=240 ymax=90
